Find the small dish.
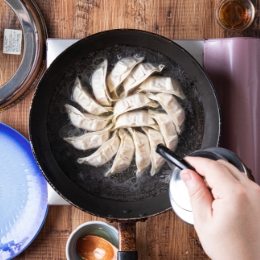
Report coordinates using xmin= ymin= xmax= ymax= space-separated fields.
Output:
xmin=216 ymin=0 xmax=255 ymax=31
xmin=66 ymin=221 xmax=118 ymax=260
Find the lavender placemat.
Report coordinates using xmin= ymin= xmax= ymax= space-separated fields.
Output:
xmin=204 ymin=37 xmax=260 ymax=184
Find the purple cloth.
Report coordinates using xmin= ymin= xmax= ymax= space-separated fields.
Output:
xmin=204 ymin=38 xmax=260 ymax=184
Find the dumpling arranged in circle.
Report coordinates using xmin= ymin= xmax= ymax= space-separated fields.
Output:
xmin=63 ymin=57 xmax=186 ymax=177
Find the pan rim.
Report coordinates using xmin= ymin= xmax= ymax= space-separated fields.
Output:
xmin=29 ymin=29 xmax=220 ymax=220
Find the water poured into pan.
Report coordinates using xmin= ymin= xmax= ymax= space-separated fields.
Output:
xmin=46 ymin=45 xmax=204 ymax=202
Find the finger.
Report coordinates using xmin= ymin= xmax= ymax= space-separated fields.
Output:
xmin=217 ymin=159 xmax=248 ymax=182
xmin=184 ymin=156 xmax=239 ymax=192
xmin=181 ymin=169 xmax=213 ymax=224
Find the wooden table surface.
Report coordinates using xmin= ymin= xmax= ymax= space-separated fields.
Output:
xmin=0 ymin=0 xmax=260 ymax=259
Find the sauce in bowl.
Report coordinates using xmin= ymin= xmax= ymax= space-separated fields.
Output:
xmin=76 ymin=235 xmax=117 ymax=260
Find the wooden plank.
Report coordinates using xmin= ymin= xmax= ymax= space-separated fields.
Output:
xmin=0 ymin=0 xmax=259 ymax=259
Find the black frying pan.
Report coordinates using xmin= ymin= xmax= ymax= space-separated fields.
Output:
xmin=29 ymin=29 xmax=220 ymax=259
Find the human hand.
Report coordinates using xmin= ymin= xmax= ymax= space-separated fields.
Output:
xmin=180 ymin=157 xmax=260 ymax=260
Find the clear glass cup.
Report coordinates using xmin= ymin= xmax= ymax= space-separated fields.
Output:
xmin=216 ymin=0 xmax=255 ymax=31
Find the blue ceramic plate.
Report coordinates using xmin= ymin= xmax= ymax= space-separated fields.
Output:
xmin=0 ymin=123 xmax=48 ymax=259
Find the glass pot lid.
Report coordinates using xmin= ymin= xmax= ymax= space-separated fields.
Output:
xmin=0 ymin=0 xmax=47 ymax=111
xmin=156 ymin=144 xmax=253 ymax=225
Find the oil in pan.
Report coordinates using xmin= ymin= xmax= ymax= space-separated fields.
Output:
xmin=46 ymin=44 xmax=205 ymax=202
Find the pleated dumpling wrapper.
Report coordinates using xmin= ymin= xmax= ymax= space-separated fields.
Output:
xmin=137 ymin=76 xmax=186 ymax=99
xmin=91 ymin=59 xmax=112 ymax=106
xmin=128 ymin=128 xmax=151 ymax=177
xmin=65 ymin=104 xmax=113 ymax=131
xmin=77 ymin=131 xmax=120 ymax=167
xmin=148 ymin=93 xmax=185 ymax=134
xmin=63 ymin=124 xmax=113 ymax=150
xmin=72 ymin=77 xmax=112 ymax=115
xmin=142 ymin=127 xmax=165 ymax=176
xmin=113 ymin=93 xmax=158 ymax=121
xmin=113 ymin=110 xmax=159 ymax=131
xmin=107 ymin=56 xmax=144 ymax=97
xmin=123 ymin=63 xmax=165 ymax=97
xmin=148 ymin=110 xmax=178 ymax=151
xmin=105 ymin=129 xmax=135 ymax=177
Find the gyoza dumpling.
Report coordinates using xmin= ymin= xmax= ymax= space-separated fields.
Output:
xmin=148 ymin=93 xmax=185 ymax=134
xmin=113 ymin=93 xmax=159 ymax=121
xmin=72 ymin=77 xmax=112 ymax=115
xmin=128 ymin=128 xmax=150 ymax=177
xmin=63 ymin=124 xmax=113 ymax=150
xmin=65 ymin=104 xmax=113 ymax=131
xmin=113 ymin=110 xmax=159 ymax=130
xmin=77 ymin=131 xmax=120 ymax=167
xmin=142 ymin=127 xmax=165 ymax=176
xmin=137 ymin=76 xmax=186 ymax=99
xmin=107 ymin=56 xmax=144 ymax=96
xmin=148 ymin=110 xmax=178 ymax=151
xmin=105 ymin=129 xmax=135 ymax=177
xmin=123 ymin=63 xmax=165 ymax=96
xmin=91 ymin=60 xmax=112 ymax=106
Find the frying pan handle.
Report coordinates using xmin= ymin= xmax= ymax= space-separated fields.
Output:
xmin=117 ymin=251 xmax=138 ymax=260
xmin=118 ymin=221 xmax=138 ymax=260
xmin=156 ymin=144 xmax=195 ymax=170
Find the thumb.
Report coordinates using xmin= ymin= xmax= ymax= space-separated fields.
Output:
xmin=181 ymin=170 xmax=213 ymax=223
